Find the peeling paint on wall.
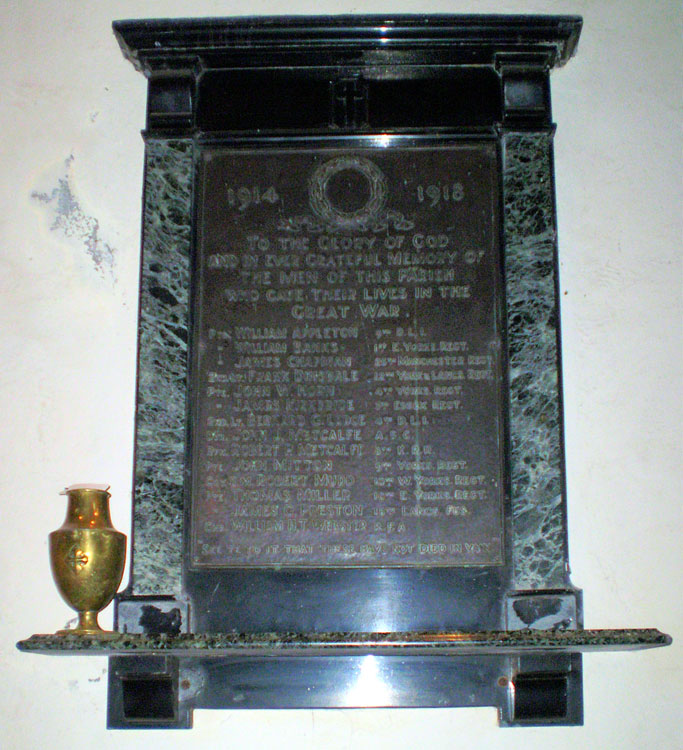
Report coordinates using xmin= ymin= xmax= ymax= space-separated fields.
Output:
xmin=31 ymin=154 xmax=117 ymax=278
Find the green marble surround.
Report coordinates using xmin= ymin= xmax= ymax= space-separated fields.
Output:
xmin=126 ymin=132 xmax=575 ymax=601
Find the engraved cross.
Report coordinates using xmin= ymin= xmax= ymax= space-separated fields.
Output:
xmin=66 ymin=546 xmax=89 ymax=572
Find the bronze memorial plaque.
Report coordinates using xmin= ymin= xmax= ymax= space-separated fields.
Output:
xmin=191 ymin=143 xmax=504 ymax=568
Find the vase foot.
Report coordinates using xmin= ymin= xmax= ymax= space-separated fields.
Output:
xmin=54 ymin=610 xmax=119 ymax=638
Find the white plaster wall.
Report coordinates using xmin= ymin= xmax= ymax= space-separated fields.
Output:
xmin=0 ymin=1 xmax=679 ymax=747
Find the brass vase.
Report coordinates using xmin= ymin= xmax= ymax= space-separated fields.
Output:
xmin=49 ymin=485 xmax=126 ymax=636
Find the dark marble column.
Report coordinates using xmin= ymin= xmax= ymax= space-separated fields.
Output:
xmin=502 ymin=131 xmax=569 ymax=590
xmin=129 ymin=138 xmax=193 ymax=597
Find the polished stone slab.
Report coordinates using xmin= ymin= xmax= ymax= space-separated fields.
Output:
xmin=18 ymin=629 xmax=671 ymax=656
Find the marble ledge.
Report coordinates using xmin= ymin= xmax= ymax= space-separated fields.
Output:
xmin=18 ymin=629 xmax=671 ymax=657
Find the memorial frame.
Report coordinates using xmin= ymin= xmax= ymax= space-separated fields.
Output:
xmin=17 ymin=15 xmax=671 ymax=729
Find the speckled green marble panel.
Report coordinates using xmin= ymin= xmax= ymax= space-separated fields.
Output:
xmin=502 ymin=132 xmax=568 ymax=589
xmin=17 ymin=629 xmax=672 ymax=656
xmin=131 ymin=138 xmax=193 ymax=596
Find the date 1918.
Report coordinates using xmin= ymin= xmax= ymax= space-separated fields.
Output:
xmin=416 ymin=182 xmax=464 ymax=207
